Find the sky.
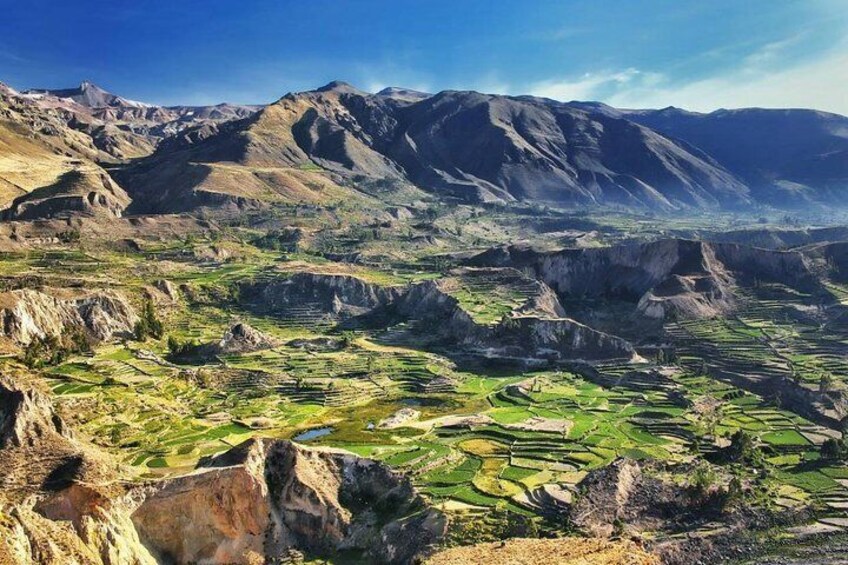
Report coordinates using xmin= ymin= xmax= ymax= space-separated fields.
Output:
xmin=1 ymin=0 xmax=846 ymax=113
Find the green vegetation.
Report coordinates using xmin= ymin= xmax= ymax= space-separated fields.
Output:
xmin=134 ymin=298 xmax=164 ymax=341
xmin=23 ymin=326 xmax=91 ymax=369
xmin=3 ymin=206 xmax=848 ymax=548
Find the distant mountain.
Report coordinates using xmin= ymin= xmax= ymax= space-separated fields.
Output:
xmin=0 ymin=81 xmax=258 ymax=220
xmin=612 ymin=106 xmax=848 ymax=207
xmin=0 ymin=83 xmax=131 ymax=219
xmin=19 ymin=81 xmax=260 ymax=161
xmin=118 ymin=81 xmax=752 ymax=213
xmin=25 ymin=80 xmax=150 ymax=109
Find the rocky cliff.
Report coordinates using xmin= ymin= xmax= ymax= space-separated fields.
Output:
xmin=392 ymin=278 xmax=635 ymax=362
xmin=239 ymin=270 xmax=635 ymax=362
xmin=470 ymin=239 xmax=820 ymax=320
xmin=133 ymin=438 xmax=446 ymax=564
xmin=0 ymin=377 xmax=153 ymax=565
xmin=0 ymin=288 xmax=137 ymax=346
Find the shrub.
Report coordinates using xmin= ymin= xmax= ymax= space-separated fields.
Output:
xmin=689 ymin=462 xmax=719 ymax=501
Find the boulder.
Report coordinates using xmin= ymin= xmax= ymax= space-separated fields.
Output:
xmin=216 ymin=322 xmax=276 ymax=354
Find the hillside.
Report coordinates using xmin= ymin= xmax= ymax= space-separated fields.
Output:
xmin=0 ymin=83 xmax=132 ymax=218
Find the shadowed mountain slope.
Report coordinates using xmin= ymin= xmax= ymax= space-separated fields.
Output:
xmin=618 ymin=106 xmax=848 ymax=207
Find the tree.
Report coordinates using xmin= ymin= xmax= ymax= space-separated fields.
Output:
xmin=22 ymin=326 xmax=91 ymax=369
xmin=821 ymin=438 xmax=844 ymax=461
xmin=723 ymin=476 xmax=745 ymax=509
xmin=727 ymin=430 xmax=756 ymax=463
xmin=167 ymin=335 xmax=182 ymax=355
xmin=134 ymin=298 xmax=164 ymax=341
xmin=689 ymin=462 xmax=719 ymax=501
xmin=167 ymin=335 xmax=199 ymax=358
xmin=339 ymin=331 xmax=356 ymax=349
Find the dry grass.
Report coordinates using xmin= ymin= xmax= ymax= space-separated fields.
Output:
xmin=196 ymin=162 xmax=351 ymax=204
xmin=426 ymin=538 xmax=659 ymax=565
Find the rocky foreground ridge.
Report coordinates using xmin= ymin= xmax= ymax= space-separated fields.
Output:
xmin=1 ymin=376 xmax=799 ymax=565
xmin=0 ymin=378 xmax=447 ymax=564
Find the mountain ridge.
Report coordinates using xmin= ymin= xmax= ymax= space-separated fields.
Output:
xmin=4 ymin=78 xmax=848 ymax=219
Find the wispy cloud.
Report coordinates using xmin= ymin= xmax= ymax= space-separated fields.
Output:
xmin=364 ymin=79 xmax=433 ymax=95
xmin=0 ymin=46 xmax=27 ymax=63
xmin=505 ymin=32 xmax=848 ymax=115
xmin=529 ymin=25 xmax=590 ymax=43
xmin=526 ymin=68 xmax=661 ymax=102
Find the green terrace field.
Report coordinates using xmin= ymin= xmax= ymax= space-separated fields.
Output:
xmin=3 ymin=225 xmax=848 ymax=537
xmin=437 ymin=268 xmax=544 ymax=325
xmin=16 ymin=322 xmax=846 ymax=521
xmin=668 ymin=282 xmax=848 ymax=397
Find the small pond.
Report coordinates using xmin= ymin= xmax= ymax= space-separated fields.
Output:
xmin=292 ymin=427 xmax=334 ymax=442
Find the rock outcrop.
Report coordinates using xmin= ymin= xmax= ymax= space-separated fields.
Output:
xmin=567 ymin=459 xmax=728 ymax=539
xmin=0 ymin=288 xmax=137 ymax=346
xmin=131 ymin=438 xmax=446 ymax=564
xmin=238 ymin=270 xmax=635 ymax=362
xmin=215 ymin=322 xmax=276 ymax=354
xmin=131 ymin=443 xmax=271 ymax=564
xmin=239 ymin=272 xmax=404 ymax=322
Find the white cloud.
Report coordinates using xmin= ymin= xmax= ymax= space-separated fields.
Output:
xmin=364 ymin=80 xmax=433 ymax=95
xmin=527 ymin=68 xmax=660 ymax=102
xmin=607 ymin=44 xmax=848 ymax=114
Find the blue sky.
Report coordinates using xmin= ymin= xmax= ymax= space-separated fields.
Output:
xmin=1 ymin=0 xmax=846 ymax=113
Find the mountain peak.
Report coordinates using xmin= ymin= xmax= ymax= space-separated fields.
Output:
xmin=376 ymin=87 xmax=431 ymax=102
xmin=78 ymin=80 xmax=109 ymax=94
xmin=23 ymin=81 xmax=150 ymax=109
xmin=315 ymin=80 xmax=365 ymax=95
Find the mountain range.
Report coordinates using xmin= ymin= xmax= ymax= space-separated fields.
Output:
xmin=1 ymin=79 xmax=847 ymax=220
